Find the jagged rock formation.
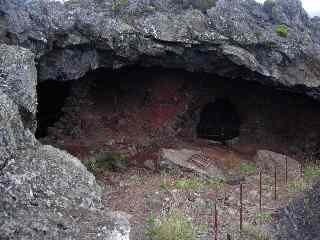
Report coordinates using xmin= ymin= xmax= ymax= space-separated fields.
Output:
xmin=0 ymin=0 xmax=320 ymax=97
xmin=0 ymin=0 xmax=320 ymax=239
xmin=0 ymin=44 xmax=130 ymax=239
xmin=272 ymin=182 xmax=320 ymax=240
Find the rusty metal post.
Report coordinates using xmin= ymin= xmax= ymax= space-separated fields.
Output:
xmin=214 ymin=203 xmax=218 ymax=240
xmin=259 ymin=171 xmax=262 ymax=212
xmin=240 ymin=183 xmax=243 ymax=232
xmin=285 ymin=157 xmax=288 ymax=185
xmin=274 ymin=166 xmax=277 ymax=201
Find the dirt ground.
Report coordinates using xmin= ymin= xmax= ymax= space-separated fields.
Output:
xmin=98 ymin=143 xmax=304 ymax=240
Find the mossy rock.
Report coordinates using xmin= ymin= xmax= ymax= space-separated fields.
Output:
xmin=275 ymin=25 xmax=289 ymax=38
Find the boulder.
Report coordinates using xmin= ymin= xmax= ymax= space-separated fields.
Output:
xmin=271 ymin=182 xmax=320 ymax=240
xmin=0 ymin=44 xmax=130 ymax=240
xmin=159 ymin=148 xmax=225 ymax=180
xmin=254 ymin=149 xmax=300 ymax=172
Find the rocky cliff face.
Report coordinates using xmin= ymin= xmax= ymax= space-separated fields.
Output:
xmin=0 ymin=0 xmax=320 ymax=96
xmin=0 ymin=45 xmax=130 ymax=239
xmin=0 ymin=0 xmax=320 ymax=239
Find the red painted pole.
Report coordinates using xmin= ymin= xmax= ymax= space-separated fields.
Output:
xmin=285 ymin=157 xmax=288 ymax=185
xmin=240 ymin=183 xmax=243 ymax=232
xmin=214 ymin=203 xmax=218 ymax=240
xmin=259 ymin=171 xmax=262 ymax=212
xmin=274 ymin=166 xmax=277 ymax=201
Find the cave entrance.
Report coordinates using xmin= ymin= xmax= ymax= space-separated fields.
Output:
xmin=35 ymin=81 xmax=70 ymax=138
xmin=197 ymin=98 xmax=241 ymax=142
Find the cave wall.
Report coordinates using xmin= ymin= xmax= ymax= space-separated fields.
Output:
xmin=38 ymin=67 xmax=320 ymax=162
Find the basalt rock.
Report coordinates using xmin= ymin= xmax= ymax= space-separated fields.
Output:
xmin=0 ymin=0 xmax=320 ymax=98
xmin=0 ymin=44 xmax=130 ymax=240
xmin=271 ymin=181 xmax=320 ymax=240
xmin=1 ymin=0 xmax=320 ymax=239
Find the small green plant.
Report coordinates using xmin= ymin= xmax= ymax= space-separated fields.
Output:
xmin=175 ymin=178 xmax=204 ymax=190
xmin=287 ymin=179 xmax=307 ymax=193
xmin=239 ymin=162 xmax=257 ymax=175
xmin=196 ymin=223 xmax=208 ymax=234
xmin=145 ymin=210 xmax=195 ymax=240
xmin=145 ymin=211 xmax=158 ymax=237
xmin=160 ymin=179 xmax=173 ymax=190
xmin=112 ymin=0 xmax=129 ymax=12
xmin=304 ymin=165 xmax=320 ymax=182
xmin=85 ymin=152 xmax=128 ymax=174
xmin=206 ymin=178 xmax=225 ymax=190
xmin=275 ymin=25 xmax=289 ymax=38
xmin=242 ymin=224 xmax=270 ymax=240
xmin=160 ymin=177 xmax=225 ymax=191
xmin=254 ymin=212 xmax=273 ymax=222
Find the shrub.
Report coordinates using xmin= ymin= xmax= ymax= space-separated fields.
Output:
xmin=304 ymin=165 xmax=320 ymax=182
xmin=85 ymin=152 xmax=128 ymax=174
xmin=175 ymin=178 xmax=204 ymax=190
xmin=112 ymin=0 xmax=129 ymax=12
xmin=206 ymin=178 xmax=225 ymax=190
xmin=275 ymin=25 xmax=288 ymax=38
xmin=160 ymin=177 xmax=225 ymax=191
xmin=145 ymin=210 xmax=195 ymax=240
xmin=239 ymin=162 xmax=257 ymax=175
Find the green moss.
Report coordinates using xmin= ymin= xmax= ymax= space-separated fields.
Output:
xmin=112 ymin=0 xmax=129 ymax=12
xmin=239 ymin=163 xmax=257 ymax=175
xmin=275 ymin=25 xmax=289 ymax=38
xmin=175 ymin=178 xmax=204 ymax=190
xmin=145 ymin=210 xmax=195 ymax=240
xmin=304 ymin=165 xmax=320 ymax=182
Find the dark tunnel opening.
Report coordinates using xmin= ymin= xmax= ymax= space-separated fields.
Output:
xmin=197 ymin=98 xmax=241 ymax=142
xmin=35 ymin=81 xmax=71 ymax=139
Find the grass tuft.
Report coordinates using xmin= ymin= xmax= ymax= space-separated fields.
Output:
xmin=287 ymin=179 xmax=307 ymax=193
xmin=239 ymin=162 xmax=257 ymax=175
xmin=275 ymin=25 xmax=288 ymax=38
xmin=85 ymin=152 xmax=128 ymax=175
xmin=145 ymin=210 xmax=195 ymax=240
xmin=254 ymin=212 xmax=273 ymax=222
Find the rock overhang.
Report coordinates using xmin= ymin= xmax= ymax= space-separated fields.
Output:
xmin=0 ymin=0 xmax=319 ymax=99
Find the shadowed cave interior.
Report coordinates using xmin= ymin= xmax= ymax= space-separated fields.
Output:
xmin=197 ymin=99 xmax=241 ymax=142
xmin=36 ymin=67 xmax=320 ymax=164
